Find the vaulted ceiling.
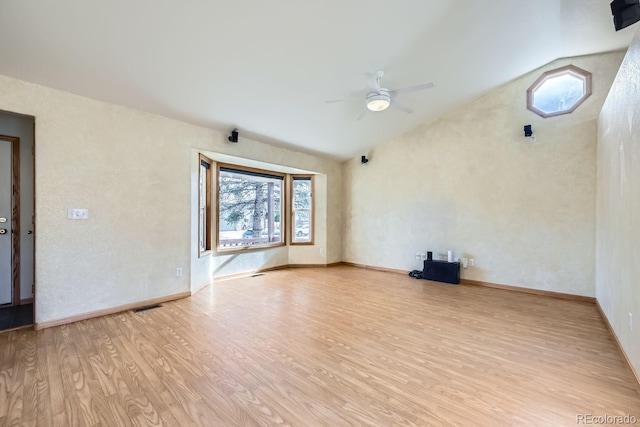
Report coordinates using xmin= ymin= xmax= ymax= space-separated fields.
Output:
xmin=0 ymin=0 xmax=635 ymax=160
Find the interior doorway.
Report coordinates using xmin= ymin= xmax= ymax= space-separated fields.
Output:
xmin=0 ymin=111 xmax=35 ymax=331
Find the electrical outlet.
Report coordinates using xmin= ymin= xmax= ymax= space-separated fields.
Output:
xmin=462 ymin=258 xmax=469 ymax=268
xmin=415 ymin=253 xmax=421 ymax=260
xmin=420 ymin=253 xmax=426 ymax=260
xmin=176 ymin=267 xmax=183 ymax=277
xmin=630 ymin=313 xmax=633 ymax=331
xmin=469 ymin=259 xmax=475 ymax=267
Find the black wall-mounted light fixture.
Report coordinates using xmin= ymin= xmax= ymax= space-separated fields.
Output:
xmin=524 ymin=125 xmax=533 ymax=137
xmin=361 ymin=155 xmax=369 ymax=165
xmin=611 ymin=0 xmax=640 ymax=31
xmin=228 ymin=128 xmax=239 ymax=143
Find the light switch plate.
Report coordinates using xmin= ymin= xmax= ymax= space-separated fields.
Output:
xmin=67 ymin=208 xmax=89 ymax=220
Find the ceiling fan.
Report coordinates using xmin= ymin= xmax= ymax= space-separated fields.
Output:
xmin=326 ymin=71 xmax=435 ymax=120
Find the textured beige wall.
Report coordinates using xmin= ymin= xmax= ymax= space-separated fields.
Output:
xmin=597 ymin=31 xmax=640 ymax=376
xmin=0 ymin=74 xmax=341 ymax=323
xmin=343 ymin=52 xmax=624 ymax=296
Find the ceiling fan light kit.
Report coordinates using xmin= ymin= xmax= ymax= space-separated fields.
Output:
xmin=366 ymin=89 xmax=391 ymax=111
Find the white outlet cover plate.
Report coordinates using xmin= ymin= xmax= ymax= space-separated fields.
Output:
xmin=67 ymin=208 xmax=89 ymax=220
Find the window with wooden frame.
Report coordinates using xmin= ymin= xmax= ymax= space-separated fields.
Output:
xmin=290 ymin=175 xmax=314 ymax=245
xmin=527 ymin=65 xmax=592 ymax=118
xmin=216 ymin=164 xmax=285 ymax=251
xmin=198 ymin=155 xmax=213 ymax=256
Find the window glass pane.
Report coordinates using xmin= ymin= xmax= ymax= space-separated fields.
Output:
xmin=294 ymin=210 xmax=311 ymax=241
xmin=218 ymin=168 xmax=283 ymax=248
xmin=292 ymin=177 xmax=312 ymax=243
xmin=293 ymin=179 xmax=311 ymax=209
xmin=532 ymin=73 xmax=585 ymax=115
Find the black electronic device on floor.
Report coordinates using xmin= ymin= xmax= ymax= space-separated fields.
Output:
xmin=423 ymin=260 xmax=460 ymax=284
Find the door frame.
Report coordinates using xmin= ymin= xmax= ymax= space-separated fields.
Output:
xmin=1 ymin=135 xmax=20 ymax=306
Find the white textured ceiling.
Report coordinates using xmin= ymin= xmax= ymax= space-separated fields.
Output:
xmin=0 ymin=0 xmax=635 ymax=160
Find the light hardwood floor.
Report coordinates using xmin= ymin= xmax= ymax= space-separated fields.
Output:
xmin=1 ymin=266 xmax=639 ymax=426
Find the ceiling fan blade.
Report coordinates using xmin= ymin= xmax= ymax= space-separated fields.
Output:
xmin=356 ymin=109 xmax=368 ymax=121
xmin=389 ymin=82 xmax=435 ymax=97
xmin=391 ymin=101 xmax=413 ymax=114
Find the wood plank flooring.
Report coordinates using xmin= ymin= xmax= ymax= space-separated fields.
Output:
xmin=0 ymin=266 xmax=638 ymax=426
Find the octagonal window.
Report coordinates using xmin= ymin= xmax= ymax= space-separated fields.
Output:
xmin=527 ymin=65 xmax=592 ymax=118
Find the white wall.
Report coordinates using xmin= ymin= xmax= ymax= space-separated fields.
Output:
xmin=597 ymin=30 xmax=640 ymax=376
xmin=343 ymin=52 xmax=624 ymax=296
xmin=0 ymin=74 xmax=341 ymax=323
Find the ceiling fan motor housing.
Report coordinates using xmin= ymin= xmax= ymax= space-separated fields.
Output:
xmin=366 ymin=89 xmax=391 ymax=111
